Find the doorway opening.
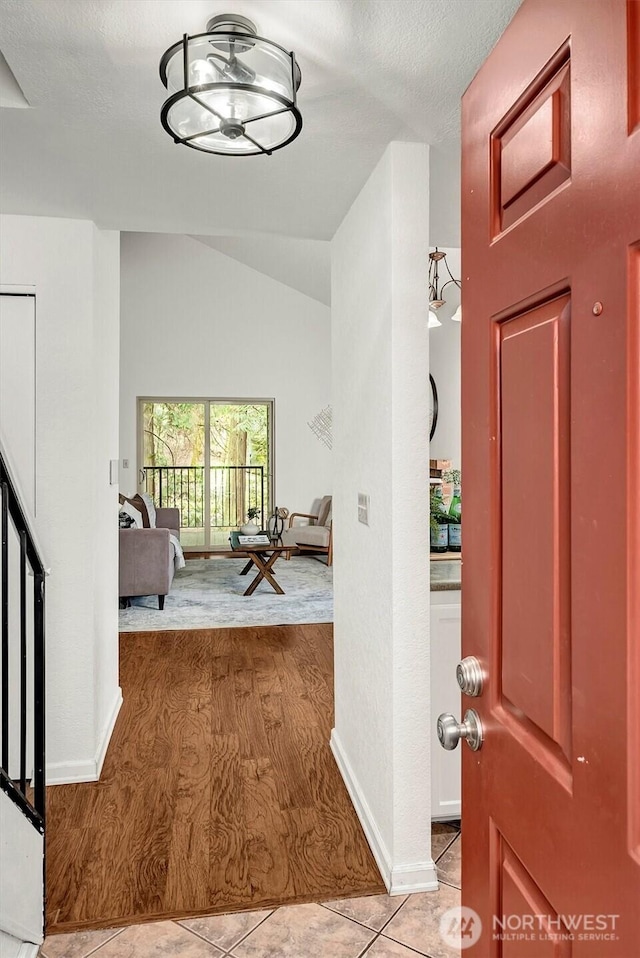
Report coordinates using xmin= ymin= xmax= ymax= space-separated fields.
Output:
xmin=138 ymin=398 xmax=274 ymax=550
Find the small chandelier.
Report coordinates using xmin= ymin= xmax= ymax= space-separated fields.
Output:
xmin=159 ymin=14 xmax=302 ymax=157
xmin=428 ymin=248 xmax=462 ymax=325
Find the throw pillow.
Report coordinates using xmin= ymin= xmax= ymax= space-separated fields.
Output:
xmin=119 ymin=493 xmax=151 ymax=528
xmin=139 ymin=492 xmax=157 ymax=528
xmin=119 ymin=510 xmax=135 ymax=528
xmin=119 ymin=498 xmax=143 ymax=528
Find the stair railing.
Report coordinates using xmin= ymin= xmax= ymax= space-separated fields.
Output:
xmin=0 ymin=445 xmax=46 ymax=834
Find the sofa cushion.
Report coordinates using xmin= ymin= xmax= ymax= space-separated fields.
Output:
xmin=284 ymin=525 xmax=331 ymax=548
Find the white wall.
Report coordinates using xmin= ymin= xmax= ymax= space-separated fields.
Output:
xmin=430 ymin=145 xmax=461 ymax=247
xmin=119 ymin=233 xmax=331 ymax=513
xmin=0 ymin=791 xmax=43 ymax=945
xmin=429 ymin=247 xmax=461 ymax=469
xmin=331 ymin=142 xmax=435 ymax=894
xmin=92 ymin=229 xmax=121 ymax=750
xmin=0 ymin=295 xmax=35 ymax=515
xmin=0 ymin=215 xmax=121 ymax=783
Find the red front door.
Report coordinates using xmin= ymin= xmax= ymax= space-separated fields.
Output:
xmin=461 ymin=1 xmax=640 ymax=954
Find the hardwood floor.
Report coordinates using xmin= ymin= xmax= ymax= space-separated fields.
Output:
xmin=45 ymin=624 xmax=384 ymax=934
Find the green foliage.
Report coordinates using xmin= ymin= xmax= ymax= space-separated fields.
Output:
xmin=443 ymin=468 xmax=461 ymax=485
xmin=246 ymin=506 xmax=261 ymax=522
xmin=142 ymin=401 xmax=271 ymax=531
xmin=430 ymin=486 xmax=443 ymax=535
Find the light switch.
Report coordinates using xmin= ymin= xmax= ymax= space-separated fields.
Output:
xmin=358 ymin=493 xmax=369 ymax=525
xmin=122 ymin=459 xmax=129 ymax=469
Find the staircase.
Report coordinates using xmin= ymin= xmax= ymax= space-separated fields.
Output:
xmin=0 ymin=445 xmax=46 ymax=954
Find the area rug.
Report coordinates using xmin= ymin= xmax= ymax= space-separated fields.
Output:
xmin=118 ymin=556 xmax=333 ymax=632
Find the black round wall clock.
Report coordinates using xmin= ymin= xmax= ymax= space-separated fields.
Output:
xmin=429 ymin=374 xmax=438 ymax=441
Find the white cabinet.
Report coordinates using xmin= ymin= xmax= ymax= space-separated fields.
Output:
xmin=431 ymin=590 xmax=461 ymax=820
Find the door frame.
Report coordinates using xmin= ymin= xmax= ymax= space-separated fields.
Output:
xmin=136 ymin=396 xmax=276 ymax=549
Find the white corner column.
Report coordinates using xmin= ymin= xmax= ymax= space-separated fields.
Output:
xmin=331 ymin=142 xmax=434 ymax=894
xmin=0 ymin=215 xmax=122 ymax=784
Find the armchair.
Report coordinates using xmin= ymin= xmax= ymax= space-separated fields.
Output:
xmin=282 ymin=495 xmax=333 ymax=566
xmin=119 ymin=507 xmax=180 ymax=610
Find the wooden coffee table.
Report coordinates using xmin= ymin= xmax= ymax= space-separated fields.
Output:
xmin=229 ymin=532 xmax=294 ymax=596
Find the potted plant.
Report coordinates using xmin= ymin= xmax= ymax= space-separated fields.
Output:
xmin=240 ymin=507 xmax=261 ymax=536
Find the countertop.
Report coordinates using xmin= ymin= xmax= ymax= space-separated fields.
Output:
xmin=430 ymin=558 xmax=461 ymax=591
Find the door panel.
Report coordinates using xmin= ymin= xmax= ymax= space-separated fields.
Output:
xmin=462 ymin=1 xmax=640 ymax=954
xmin=493 ymin=45 xmax=571 ymax=234
xmin=500 ymin=295 xmax=572 ymax=762
xmin=496 ymin=831 xmax=572 ymax=958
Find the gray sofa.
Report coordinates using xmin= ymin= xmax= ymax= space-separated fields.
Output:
xmin=119 ymin=507 xmax=180 ymax=610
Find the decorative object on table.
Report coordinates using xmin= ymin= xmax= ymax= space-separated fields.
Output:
xmin=267 ymin=505 xmax=288 ymax=543
xmin=307 ymin=405 xmax=332 ymax=449
xmin=430 ymin=486 xmax=449 ymax=553
xmin=240 ymin=505 xmax=261 ymax=536
xmin=429 ymin=374 xmax=438 ymax=441
xmin=159 ymin=13 xmax=302 ymax=157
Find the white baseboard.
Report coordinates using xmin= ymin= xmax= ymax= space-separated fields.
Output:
xmin=45 ymin=687 xmax=122 ymax=786
xmin=330 ymin=728 xmax=439 ymax=896
xmin=330 ymin=728 xmax=393 ymax=890
xmin=389 ymin=860 xmax=439 ymax=895
xmin=0 ymin=928 xmax=41 ymax=958
xmin=95 ymin=687 xmax=123 ymax=779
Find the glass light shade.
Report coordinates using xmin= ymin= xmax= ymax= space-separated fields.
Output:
xmin=451 ymin=305 xmax=462 ymax=323
xmin=429 ymin=310 xmax=442 ymax=328
xmin=160 ymin=27 xmax=302 ymax=156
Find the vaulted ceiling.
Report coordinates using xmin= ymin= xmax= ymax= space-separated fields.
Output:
xmin=0 ymin=0 xmax=521 ymax=248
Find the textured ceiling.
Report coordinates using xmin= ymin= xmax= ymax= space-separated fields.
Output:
xmin=0 ymin=0 xmax=521 ymax=242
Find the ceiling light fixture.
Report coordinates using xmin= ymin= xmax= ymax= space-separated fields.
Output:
xmin=159 ymin=14 xmax=302 ymax=157
xmin=428 ymin=248 xmax=461 ymax=324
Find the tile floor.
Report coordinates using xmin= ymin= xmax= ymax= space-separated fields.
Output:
xmin=40 ymin=825 xmax=461 ymax=958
